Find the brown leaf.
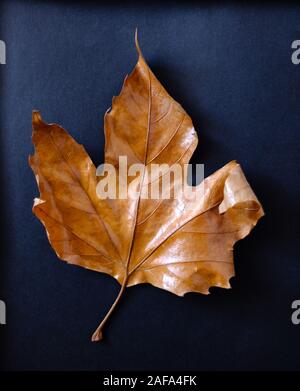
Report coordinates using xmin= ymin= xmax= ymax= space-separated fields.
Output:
xmin=29 ymin=33 xmax=264 ymax=341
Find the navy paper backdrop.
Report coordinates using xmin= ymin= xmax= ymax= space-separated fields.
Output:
xmin=1 ymin=1 xmax=300 ymax=370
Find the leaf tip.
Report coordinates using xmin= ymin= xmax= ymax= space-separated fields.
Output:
xmin=32 ymin=110 xmax=44 ymax=126
xmin=134 ymin=27 xmax=143 ymax=58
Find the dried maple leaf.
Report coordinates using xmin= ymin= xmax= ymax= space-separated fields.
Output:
xmin=29 ymin=33 xmax=264 ymax=341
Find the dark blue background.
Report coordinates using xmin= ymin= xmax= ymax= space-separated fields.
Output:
xmin=1 ymin=1 xmax=300 ymax=370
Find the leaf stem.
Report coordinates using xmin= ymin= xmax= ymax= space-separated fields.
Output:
xmin=91 ymin=275 xmax=128 ymax=342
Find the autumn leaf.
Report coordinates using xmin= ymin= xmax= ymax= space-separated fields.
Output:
xmin=29 ymin=33 xmax=264 ymax=341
